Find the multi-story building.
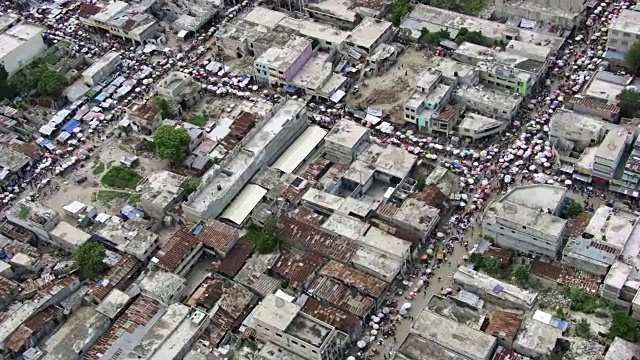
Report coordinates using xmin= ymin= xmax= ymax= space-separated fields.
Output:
xmin=183 ymin=100 xmax=308 ymax=221
xmin=254 ymin=37 xmax=313 ymax=87
xmin=593 ymin=127 xmax=631 ymax=184
xmin=403 ymin=70 xmax=453 ymax=130
xmin=548 ymin=109 xmax=606 ymax=152
xmin=452 ymin=86 xmax=521 ymax=121
xmin=345 ymin=17 xmax=394 ymax=54
xmin=78 ymin=1 xmax=158 ymax=44
xmin=606 ymin=9 xmax=640 ymax=61
xmin=324 ymin=119 xmax=370 ymax=164
xmin=453 ymin=42 xmax=540 ymax=96
xmin=482 ymin=185 xmax=568 ymax=259
xmin=0 ymin=22 xmax=47 ymax=76
xmin=619 ymin=136 xmax=640 ymax=196
xmin=251 ymin=294 xmax=345 ymax=360
xmin=458 ymin=112 xmax=508 ymax=141
xmin=5 ymin=199 xmax=60 ymax=242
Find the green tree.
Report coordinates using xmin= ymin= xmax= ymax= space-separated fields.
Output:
xmin=153 ymin=125 xmax=191 ymax=162
xmin=74 ymin=241 xmax=106 ymax=279
xmin=609 ymin=310 xmax=640 ymax=342
xmin=575 ymin=319 xmax=591 ymax=338
xmin=36 ymin=69 xmax=66 ymax=97
xmin=513 ymin=266 xmax=530 ymax=284
xmin=625 ymin=41 xmax=640 ymax=75
xmin=455 ymin=27 xmax=484 ymax=45
xmin=390 ymin=0 xmax=412 ymax=26
xmin=555 ymin=308 xmax=568 ymax=320
xmin=565 ymin=198 xmax=583 ymax=218
xmin=187 ymin=115 xmax=207 ymax=127
xmin=183 ymin=177 xmax=202 ymax=195
xmin=246 ymin=217 xmax=289 ymax=254
xmin=416 ymin=175 xmax=426 ymax=191
xmin=420 ymin=28 xmax=451 ymax=45
xmin=0 ymin=65 xmax=14 ymax=100
xmin=617 ymin=89 xmax=640 ymax=118
xmin=154 ymin=97 xmax=174 ymax=119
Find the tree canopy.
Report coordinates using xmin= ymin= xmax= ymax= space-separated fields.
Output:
xmin=416 ymin=175 xmax=426 ymax=191
xmin=390 ymin=0 xmax=412 ymax=26
xmin=74 ymin=241 xmax=106 ymax=279
xmin=617 ymin=88 xmax=640 ymax=118
xmin=0 ymin=65 xmax=14 ymax=100
xmin=455 ymin=27 xmax=484 ymax=45
xmin=153 ymin=125 xmax=191 ymax=162
xmin=10 ymin=59 xmax=66 ymax=99
xmin=420 ymin=28 xmax=451 ymax=45
xmin=154 ymin=97 xmax=174 ymax=119
xmin=246 ymin=217 xmax=289 ymax=254
xmin=565 ymin=198 xmax=584 ymax=218
xmin=625 ymin=41 xmax=640 ymax=75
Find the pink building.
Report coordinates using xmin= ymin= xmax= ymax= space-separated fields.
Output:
xmin=254 ymin=36 xmax=313 ymax=86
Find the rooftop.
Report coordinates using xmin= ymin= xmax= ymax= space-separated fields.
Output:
xmin=308 ymin=275 xmax=375 ymax=317
xmin=216 ymin=238 xmax=255 ymax=277
xmin=96 ymin=289 xmax=131 ymax=319
xmin=0 ymin=145 xmax=30 ymax=172
xmin=322 ymin=213 xmax=370 ymax=240
xmin=41 ymin=306 xmax=110 ymax=360
xmin=49 ymin=221 xmax=91 ymax=249
xmin=453 ymin=267 xmax=538 ymax=309
xmin=488 ymin=201 xmax=567 ymax=240
xmin=277 ymin=17 xmax=350 ymax=45
xmin=584 ymin=206 xmax=636 ymax=249
xmin=285 ymin=313 xmax=332 ymax=347
xmin=484 ymin=311 xmax=523 ymax=345
xmin=397 ymin=333 xmax=468 ymax=360
xmin=272 ymin=249 xmax=326 ymax=289
xmin=325 ymin=119 xmax=369 ymax=149
xmin=306 ymin=0 xmax=389 ymax=23
xmin=595 ymin=127 xmax=629 ymax=162
xmin=454 ymin=85 xmax=522 ymax=114
xmin=127 ymin=303 xmax=193 ymax=359
xmin=82 ymin=296 xmax=163 ymax=360
xmin=93 ymin=220 xmax=158 ymax=260
xmin=513 ymin=311 xmax=564 ymax=358
xmin=255 ymin=37 xmax=312 ymax=71
xmin=605 ymin=337 xmax=640 ymax=360
xmin=411 ymin=309 xmax=497 ymax=359
xmin=357 ymin=226 xmax=412 ymax=261
xmin=7 ymin=199 xmax=57 ymax=225
xmin=188 ymin=100 xmax=306 ymax=213
xmin=351 ymin=246 xmax=404 ymax=281
xmin=300 ymin=296 xmax=360 ymax=335
xmin=550 ymin=109 xmax=605 ymax=140
xmin=609 ymin=9 xmax=640 ymax=35
xmin=244 ymin=6 xmax=287 ymax=28
xmin=346 ymin=17 xmax=392 ymax=50
xmin=459 ymin=113 xmax=506 ymax=132
xmin=137 ymin=170 xmax=187 ymax=210
xmin=138 ymin=269 xmax=187 ymax=305
xmin=320 ymin=260 xmax=387 ymax=298
xmin=500 ymin=184 xmax=567 ymax=212
xmin=253 ymin=294 xmax=300 ymax=331
xmin=426 ymin=295 xmax=488 ymax=330
xmin=234 ymin=253 xmax=281 ymax=297
xmin=506 ymin=40 xmax=551 ymax=62
xmin=430 ymin=57 xmax=476 ymax=80
xmin=358 ymin=143 xmax=417 ymax=180
xmin=584 ymin=71 xmax=633 ymax=104
xmin=90 ymin=255 xmax=142 ymax=300
xmin=0 ymin=23 xmax=45 ymax=65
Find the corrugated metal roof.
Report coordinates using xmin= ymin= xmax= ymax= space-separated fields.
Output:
xmin=194 ymin=219 xmax=240 ymax=257
xmin=90 ymin=255 xmax=142 ymax=300
xmin=308 ymin=276 xmax=374 ymax=318
xmin=319 ymin=261 xmax=387 ymax=299
xmin=272 ymin=126 xmax=327 ymax=173
xmin=272 ymin=250 xmax=326 ymax=289
xmin=156 ymin=226 xmax=200 ymax=272
xmin=217 ymin=238 xmax=255 ymax=277
xmin=220 ymin=184 xmax=268 ymax=226
xmin=484 ymin=311 xmax=522 ymax=344
xmin=301 ymin=297 xmax=361 ymax=335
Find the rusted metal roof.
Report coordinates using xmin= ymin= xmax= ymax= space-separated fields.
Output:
xmin=484 ymin=311 xmax=522 ymax=345
xmin=493 ymin=347 xmax=530 ymax=360
xmin=230 ymin=111 xmax=256 ymax=137
xmin=279 ymin=213 xmax=358 ymax=263
xmin=530 ymin=259 xmax=600 ymax=293
xmin=482 ymin=247 xmax=513 ymax=267
xmin=410 ymin=185 xmax=449 ymax=211
xmin=205 ymin=309 xmax=235 ymax=347
xmin=216 ymin=238 xmax=255 ymax=277
xmin=432 ymin=104 xmax=458 ymax=122
xmin=308 ymin=276 xmax=374 ymax=318
xmin=78 ymin=3 xmax=102 ymax=18
xmin=300 ymin=158 xmax=333 ymax=181
xmin=566 ymin=95 xmax=620 ymax=114
xmin=131 ymin=104 xmax=160 ymax=123
xmin=301 ymin=297 xmax=361 ymax=335
xmin=272 ymin=250 xmax=326 ymax=290
xmin=0 ymin=276 xmax=18 ymax=300
xmin=564 ymin=212 xmax=593 ymax=239
xmin=156 ymin=226 xmax=200 ymax=272
xmin=319 ymin=261 xmax=387 ymax=299
xmin=282 ymin=181 xmax=312 ymax=204
xmin=82 ymin=296 xmax=161 ymax=360
xmin=90 ymin=255 xmax=142 ymax=301
xmin=193 ymin=220 xmax=240 ymax=257
xmin=6 ymin=305 xmax=63 ymax=352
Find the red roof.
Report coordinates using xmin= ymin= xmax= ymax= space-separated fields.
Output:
xmin=319 ymin=261 xmax=387 ymax=299
xmin=193 ymin=220 xmax=240 ymax=257
xmin=567 ymin=95 xmax=620 ymax=114
xmin=484 ymin=311 xmax=522 ymax=345
xmin=90 ymin=255 xmax=141 ymax=301
xmin=301 ymin=297 xmax=361 ymax=335
xmin=272 ymin=250 xmax=326 ymax=289
xmin=216 ymin=238 xmax=255 ymax=277
xmin=156 ymin=226 xmax=200 ymax=272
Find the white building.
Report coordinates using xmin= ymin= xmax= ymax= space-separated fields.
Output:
xmin=593 ymin=127 xmax=632 ymax=182
xmin=324 ymin=119 xmax=370 ymax=164
xmin=453 ymin=267 xmax=538 ymax=309
xmin=49 ymin=221 xmax=91 ymax=252
xmin=251 ymin=294 xmax=344 ymax=360
xmin=607 ymin=9 xmax=640 ymax=57
xmin=458 ymin=113 xmax=508 ymax=140
xmin=562 ymin=206 xmax=636 ymax=276
xmin=453 ymin=86 xmax=522 ymax=120
xmin=137 ymin=170 xmax=188 ymax=219
xmin=183 ymin=100 xmax=308 ymax=221
xmin=5 ymin=199 xmax=60 ymax=242
xmin=549 ymin=109 xmax=606 ymax=152
xmin=482 ymin=185 xmax=567 ymax=258
xmin=0 ymin=23 xmax=46 ymax=75
xmin=345 ymin=17 xmax=393 ymax=54
xmin=78 ymin=1 xmax=158 ymax=44
xmin=82 ymin=51 xmax=121 ymax=86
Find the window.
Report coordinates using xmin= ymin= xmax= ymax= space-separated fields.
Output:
xmin=623 ymin=32 xmax=631 ymax=37
xmin=522 ymin=226 xmax=527 ymax=230
xmin=312 ymin=350 xmax=318 ymax=354
xmin=301 ymin=344 xmax=306 ymax=349
xmin=499 ymin=226 xmax=504 ymax=230
xmin=276 ymin=333 xmax=283 ymax=337
xmin=292 ymin=340 xmax=298 ymax=345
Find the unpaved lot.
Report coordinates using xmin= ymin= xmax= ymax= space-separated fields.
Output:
xmin=347 ymin=48 xmax=435 ymax=122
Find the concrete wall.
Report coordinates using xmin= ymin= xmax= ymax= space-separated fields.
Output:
xmin=284 ymin=43 xmax=313 ymax=83
xmin=6 ymin=212 xmax=60 ymax=242
xmin=483 ymin=220 xmax=562 ymax=259
xmin=2 ymin=34 xmax=47 ymax=76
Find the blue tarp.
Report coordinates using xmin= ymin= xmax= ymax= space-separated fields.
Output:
xmin=61 ymin=119 xmax=80 ymax=133
xmin=37 ymin=138 xmax=51 ymax=147
xmin=605 ymin=50 xmax=625 ymax=61
xmin=95 ymin=93 xmax=108 ymax=102
xmin=285 ymin=85 xmax=296 ymax=94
